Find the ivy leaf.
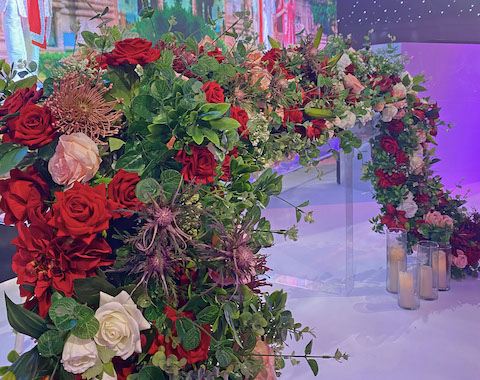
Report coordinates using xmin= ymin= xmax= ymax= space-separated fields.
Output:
xmin=49 ymin=298 xmax=78 ymax=331
xmin=72 ymin=317 xmax=99 ymax=339
xmin=135 ymin=178 xmax=162 ymax=203
xmin=38 ymin=330 xmax=64 ymax=357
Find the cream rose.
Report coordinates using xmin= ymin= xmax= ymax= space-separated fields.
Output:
xmin=94 ymin=291 xmax=150 ymax=360
xmin=61 ymin=335 xmax=98 ymax=374
xmin=48 ymin=132 xmax=101 ymax=188
xmin=334 ymin=111 xmax=356 ymax=130
xmin=416 ymin=129 xmax=427 ymax=143
xmin=381 ymin=105 xmax=398 ymax=122
xmin=410 ymin=152 xmax=424 ymax=174
xmin=358 ymin=107 xmax=373 ymax=125
xmin=423 ymin=211 xmax=444 ymax=226
xmin=397 ymin=192 xmax=418 ymax=219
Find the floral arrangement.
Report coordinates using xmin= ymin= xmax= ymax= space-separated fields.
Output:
xmin=0 ymin=10 xmax=477 ymax=380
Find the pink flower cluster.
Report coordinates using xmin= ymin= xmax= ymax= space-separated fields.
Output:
xmin=423 ymin=211 xmax=454 ymax=228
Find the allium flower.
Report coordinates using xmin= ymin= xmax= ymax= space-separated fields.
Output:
xmin=44 ymin=72 xmax=122 ymax=144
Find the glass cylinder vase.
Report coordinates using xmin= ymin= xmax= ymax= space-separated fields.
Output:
xmin=417 ymin=241 xmax=439 ymax=300
xmin=386 ymin=228 xmax=407 ymax=293
xmin=397 ymin=258 xmax=420 ymax=310
xmin=435 ymin=243 xmax=452 ymax=291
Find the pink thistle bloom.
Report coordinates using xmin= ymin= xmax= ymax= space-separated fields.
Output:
xmin=44 ymin=72 xmax=123 ymax=144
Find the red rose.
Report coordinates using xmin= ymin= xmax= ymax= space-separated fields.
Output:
xmin=202 ymin=81 xmax=225 ymax=103
xmin=417 ymin=191 xmax=429 ymax=204
xmin=176 ymin=145 xmax=218 ymax=184
xmin=113 ymin=357 xmax=137 ymax=380
xmin=104 ymin=38 xmax=161 ymax=66
xmin=430 ymin=128 xmax=438 ymax=137
xmin=230 ymin=106 xmax=249 ymax=138
xmin=306 ymin=123 xmax=324 ymax=139
xmin=375 ymin=169 xmax=406 ymax=189
xmin=261 ymin=48 xmax=281 ymax=72
xmin=390 ymin=171 xmax=407 ymax=186
xmin=284 ymin=107 xmax=303 ymax=124
xmin=48 ymin=182 xmax=119 ymax=244
xmin=108 ymin=169 xmax=143 ymax=218
xmin=388 ymin=120 xmax=404 ymax=134
xmin=199 ymin=46 xmax=225 ymax=63
xmin=0 ymin=84 xmax=43 ymax=117
xmin=3 ymin=105 xmax=58 ymax=148
xmin=302 ymin=87 xmax=320 ymax=106
xmin=162 ymin=306 xmax=211 ymax=364
xmin=220 ymin=147 xmax=238 ymax=181
xmin=0 ymin=166 xmax=50 ymax=225
xmin=395 ymin=149 xmax=409 ymax=164
xmin=372 ymin=76 xmax=393 ymax=92
xmin=380 ymin=136 xmax=398 ymax=154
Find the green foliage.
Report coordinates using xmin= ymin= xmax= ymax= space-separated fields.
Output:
xmin=5 ymin=295 xmax=48 ymax=339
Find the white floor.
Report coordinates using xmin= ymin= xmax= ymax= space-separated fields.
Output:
xmin=263 ymin=164 xmax=480 ymax=380
xmin=0 ymin=164 xmax=479 ymax=379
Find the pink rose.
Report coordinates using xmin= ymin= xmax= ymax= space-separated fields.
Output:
xmin=48 ymin=132 xmax=101 ymax=188
xmin=416 ymin=129 xmax=427 ymax=143
xmin=453 ymin=250 xmax=468 ymax=269
xmin=373 ymin=101 xmax=385 ymax=112
xmin=253 ymin=338 xmax=276 ymax=380
xmin=423 ymin=211 xmax=444 ymax=226
xmin=393 ymin=109 xmax=406 ymax=119
xmin=439 ymin=215 xmax=454 ymax=228
xmin=343 ymin=74 xmax=365 ymax=95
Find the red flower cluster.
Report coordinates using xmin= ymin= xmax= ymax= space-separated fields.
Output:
xmin=284 ymin=107 xmax=303 ymax=125
xmin=12 ymin=222 xmax=113 ymax=317
xmin=230 ymin=106 xmax=249 ymax=138
xmin=261 ymin=48 xmax=295 ymax=79
xmin=375 ymin=169 xmax=407 ymax=189
xmin=103 ymin=38 xmax=161 ymax=66
xmin=380 ymin=203 xmax=408 ymax=230
xmin=199 ymin=46 xmax=225 ymax=63
xmin=147 ymin=306 xmax=211 ymax=364
xmin=3 ymin=105 xmax=58 ymax=149
xmin=48 ymin=182 xmax=120 ymax=244
xmin=450 ymin=214 xmax=480 ymax=266
xmin=0 ymin=167 xmax=50 ymax=225
xmin=202 ymin=81 xmax=225 ymax=103
xmin=388 ymin=120 xmax=404 ymax=134
xmin=108 ymin=169 xmax=143 ymax=218
xmin=176 ymin=145 xmax=218 ymax=184
xmin=307 ymin=119 xmax=326 ymax=139
xmin=372 ymin=76 xmax=393 ymax=92
xmin=0 ymin=85 xmax=43 ymax=117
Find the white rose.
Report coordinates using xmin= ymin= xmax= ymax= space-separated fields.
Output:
xmin=94 ymin=291 xmax=150 ymax=360
xmin=410 ymin=152 xmax=424 ymax=174
xmin=358 ymin=107 xmax=373 ymax=125
xmin=397 ymin=192 xmax=418 ymax=219
xmin=393 ymin=83 xmax=407 ymax=97
xmin=336 ymin=53 xmax=352 ymax=74
xmin=381 ymin=105 xmax=398 ymax=122
xmin=61 ymin=336 xmax=98 ymax=374
xmin=334 ymin=111 xmax=356 ymax=129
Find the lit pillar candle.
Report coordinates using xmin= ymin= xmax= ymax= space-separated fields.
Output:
xmin=388 ymin=245 xmax=404 ymax=293
xmin=419 ymin=265 xmax=434 ymax=299
xmin=437 ymin=250 xmax=448 ymax=289
xmin=398 ymin=270 xmax=416 ymax=309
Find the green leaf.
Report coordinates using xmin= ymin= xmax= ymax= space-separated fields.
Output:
xmin=109 ymin=138 xmax=125 ymax=152
xmin=103 ymin=362 xmax=115 ymax=377
xmin=307 ymin=358 xmax=319 ymax=376
xmin=5 ymin=294 xmax=48 ymax=339
xmin=215 ymin=347 xmax=231 ymax=367
xmin=73 ymin=277 xmax=118 ymax=306
xmin=412 ymin=85 xmax=427 ymax=92
xmin=49 ymin=298 xmax=78 ymax=331
xmin=72 ymin=317 xmax=99 ymax=339
xmin=305 ymin=339 xmax=313 ymax=355
xmin=73 ymin=305 xmax=95 ymax=325
xmin=9 ymin=347 xmax=39 ymax=380
xmin=304 ymin=108 xmax=335 ymax=120
xmin=135 ymin=178 xmax=161 ymax=203
xmin=313 ymin=25 xmax=323 ymax=49
xmin=151 ymin=79 xmax=170 ymax=100
xmin=7 ymin=351 xmax=19 ymax=363
xmin=209 ymin=117 xmax=241 ymax=131
xmin=223 ymin=303 xmax=242 ymax=349
xmin=402 ymin=75 xmax=411 ymax=87
xmin=199 ymin=103 xmax=231 ymax=121
xmin=140 ymin=6 xmax=154 ymax=19
xmin=201 ymin=128 xmax=221 ymax=147
xmin=189 ymin=124 xmax=204 ymax=145
xmin=37 ymin=138 xmax=58 ymax=161
xmin=0 ymin=366 xmax=10 ymax=376
xmin=0 ymin=146 xmax=28 ymax=176
xmin=268 ymin=35 xmax=280 ymax=49
xmin=81 ymin=31 xmax=97 ymax=48
xmin=237 ymin=41 xmax=247 ymax=57
xmin=180 ymin=326 xmax=201 ymax=351
xmin=116 ymin=151 xmax=145 ymax=173
xmin=8 ymin=76 xmax=37 ymax=93
xmin=326 ymin=52 xmax=343 ymax=73
xmin=196 ymin=305 xmax=219 ymax=324
xmin=97 ymin=346 xmax=116 ymax=364
xmin=132 ymin=95 xmax=159 ymax=122
xmin=82 ymin=359 xmax=103 ymax=380
xmin=138 ymin=366 xmax=165 ymax=380
xmin=2 ymin=371 xmax=16 ymax=380
xmin=37 ymin=330 xmax=64 ymax=357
